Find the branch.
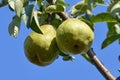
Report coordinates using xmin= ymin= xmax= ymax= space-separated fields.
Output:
xmin=46 ymin=0 xmax=116 ymax=80
xmin=87 ymin=48 xmax=116 ymax=80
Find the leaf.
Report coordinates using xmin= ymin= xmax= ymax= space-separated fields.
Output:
xmin=8 ymin=0 xmax=15 ymax=11
xmin=71 ymin=1 xmax=87 ymax=17
xmin=21 ymin=0 xmax=29 ymax=7
xmin=8 ymin=15 xmax=21 ymax=37
xmin=78 ymin=17 xmax=94 ymax=31
xmin=108 ymin=1 xmax=120 ymax=22
xmin=36 ymin=0 xmax=42 ymax=8
xmin=30 ymin=11 xmax=42 ymax=33
xmin=50 ymin=14 xmax=62 ymax=28
xmin=81 ymin=52 xmax=93 ymax=64
xmin=96 ymin=0 xmax=104 ymax=4
xmin=21 ymin=5 xmax=34 ymax=28
xmin=62 ymin=55 xmax=75 ymax=61
xmin=45 ymin=5 xmax=64 ymax=13
xmin=37 ymin=12 xmax=48 ymax=25
xmin=102 ymin=22 xmax=120 ymax=49
xmin=59 ymin=51 xmax=75 ymax=61
xmin=102 ymin=34 xmax=120 ymax=49
xmin=55 ymin=0 xmax=69 ymax=7
xmin=21 ymin=5 xmax=45 ymax=33
xmin=0 ymin=0 xmax=8 ymax=7
xmin=8 ymin=0 xmax=24 ymax=16
xmin=14 ymin=0 xmax=23 ymax=17
xmin=91 ymin=13 xmax=117 ymax=23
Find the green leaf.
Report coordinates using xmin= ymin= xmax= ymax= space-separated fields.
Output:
xmin=102 ymin=22 xmax=120 ymax=49
xmin=37 ymin=12 xmax=48 ymax=25
xmin=102 ymin=34 xmax=120 ymax=49
xmin=81 ymin=52 xmax=93 ymax=64
xmin=30 ymin=11 xmax=42 ymax=33
xmin=21 ymin=5 xmax=34 ymax=28
xmin=21 ymin=0 xmax=29 ymax=7
xmin=0 ymin=0 xmax=8 ymax=7
xmin=108 ymin=1 xmax=120 ymax=22
xmin=62 ymin=55 xmax=75 ymax=61
xmin=8 ymin=15 xmax=21 ymax=37
xmin=78 ymin=17 xmax=94 ymax=31
xmin=50 ymin=14 xmax=62 ymax=28
xmin=85 ymin=0 xmax=104 ymax=5
xmin=91 ymin=13 xmax=117 ymax=23
xmin=71 ymin=1 xmax=87 ymax=17
xmin=8 ymin=0 xmax=24 ymax=16
xmin=36 ymin=0 xmax=42 ymax=8
xmin=55 ymin=0 xmax=69 ymax=7
xmin=14 ymin=0 xmax=23 ymax=17
xmin=45 ymin=5 xmax=64 ymax=13
xmin=96 ymin=0 xmax=104 ymax=4
xmin=59 ymin=51 xmax=75 ymax=61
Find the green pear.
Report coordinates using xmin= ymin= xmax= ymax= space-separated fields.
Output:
xmin=24 ymin=25 xmax=59 ymax=66
xmin=56 ymin=18 xmax=94 ymax=55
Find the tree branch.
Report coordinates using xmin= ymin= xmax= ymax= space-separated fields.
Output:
xmin=87 ymin=48 xmax=116 ymax=80
xmin=46 ymin=0 xmax=116 ymax=80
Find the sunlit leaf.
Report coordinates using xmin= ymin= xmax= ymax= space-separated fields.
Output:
xmin=14 ymin=0 xmax=23 ymax=17
xmin=55 ymin=0 xmax=69 ymax=7
xmin=21 ymin=5 xmax=34 ymax=28
xmin=45 ymin=5 xmax=64 ymax=13
xmin=8 ymin=15 xmax=21 ymax=37
xmin=92 ymin=13 xmax=117 ymax=23
xmin=71 ymin=1 xmax=87 ymax=17
xmin=108 ymin=1 xmax=120 ymax=22
xmin=8 ymin=0 xmax=15 ymax=11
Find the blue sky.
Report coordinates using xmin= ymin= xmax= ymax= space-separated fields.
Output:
xmin=0 ymin=0 xmax=120 ymax=80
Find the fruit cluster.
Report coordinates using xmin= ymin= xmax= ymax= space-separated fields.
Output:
xmin=24 ymin=18 xmax=94 ymax=67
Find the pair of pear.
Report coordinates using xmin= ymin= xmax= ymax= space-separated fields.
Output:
xmin=24 ymin=18 xmax=94 ymax=66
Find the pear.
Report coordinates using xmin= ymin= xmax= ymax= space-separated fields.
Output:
xmin=56 ymin=18 xmax=94 ymax=55
xmin=24 ymin=25 xmax=59 ymax=66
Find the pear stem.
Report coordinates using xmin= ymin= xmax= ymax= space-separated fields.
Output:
xmin=46 ymin=0 xmax=116 ymax=79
